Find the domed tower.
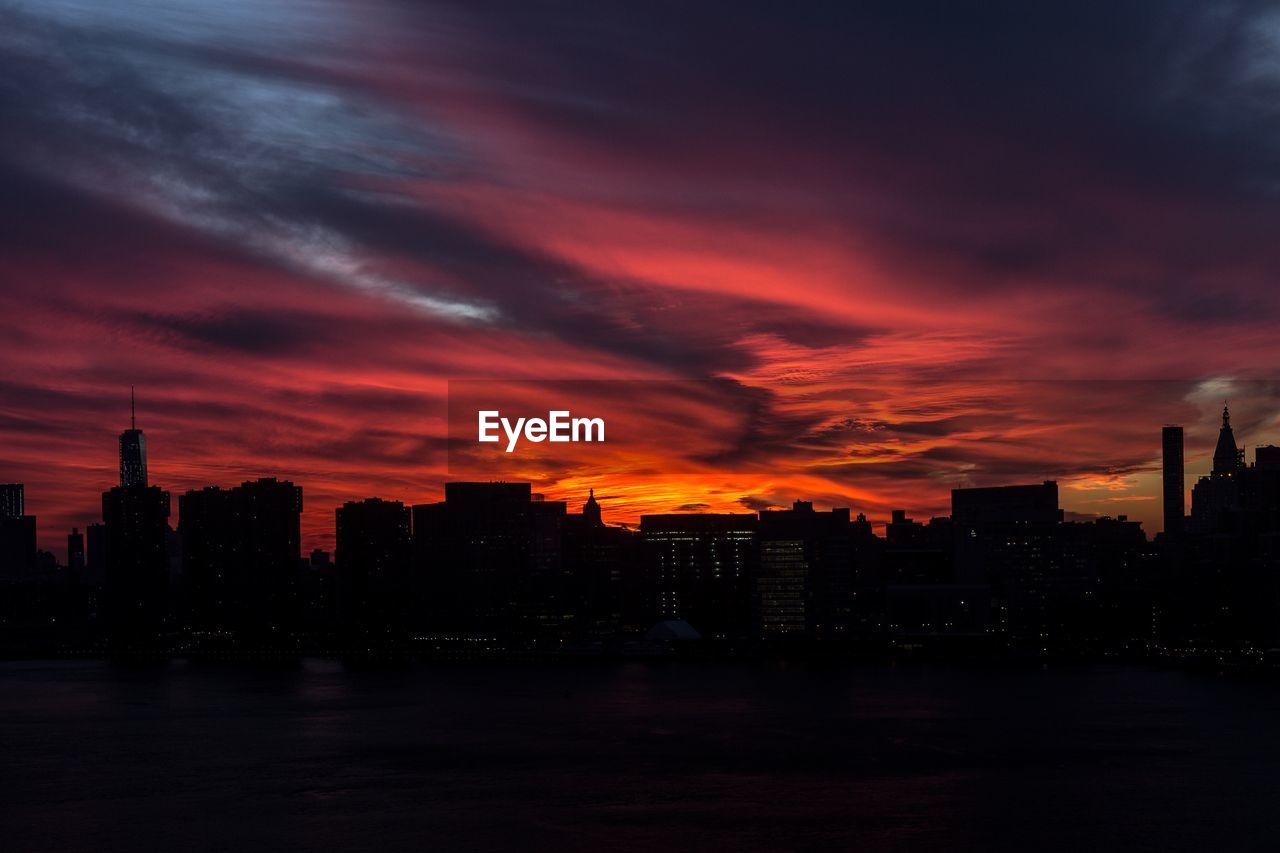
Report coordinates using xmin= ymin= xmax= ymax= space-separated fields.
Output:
xmin=1212 ymin=404 xmax=1244 ymax=476
xmin=582 ymin=488 xmax=603 ymax=528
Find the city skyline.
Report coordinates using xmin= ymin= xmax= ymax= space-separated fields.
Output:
xmin=6 ymin=402 xmax=1275 ymax=659
xmin=7 ymin=391 xmax=1280 ymax=556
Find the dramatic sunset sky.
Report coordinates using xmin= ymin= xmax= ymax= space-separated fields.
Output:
xmin=5 ymin=0 xmax=1280 ymax=552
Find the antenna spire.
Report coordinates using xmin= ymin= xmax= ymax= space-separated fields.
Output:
xmin=131 ymin=385 xmax=136 ymax=430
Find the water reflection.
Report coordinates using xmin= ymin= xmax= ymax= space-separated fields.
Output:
xmin=2 ymin=662 xmax=1278 ymax=851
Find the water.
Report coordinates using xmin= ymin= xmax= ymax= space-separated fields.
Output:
xmin=1 ymin=660 xmax=1276 ymax=851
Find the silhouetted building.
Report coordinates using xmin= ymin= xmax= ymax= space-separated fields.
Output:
xmin=414 ymin=482 xmax=568 ymax=643
xmin=756 ymin=501 xmax=856 ymax=641
xmin=885 ymin=509 xmax=927 ymax=547
xmin=300 ymin=548 xmax=336 ymax=635
xmin=953 ymin=481 xmax=1063 ymax=653
xmin=0 ymin=483 xmax=36 ymax=580
xmin=561 ymin=490 xmax=638 ymax=639
xmin=102 ymin=484 xmax=171 ymax=641
xmin=67 ymin=527 xmax=85 ymax=577
xmin=1162 ymin=425 xmax=1185 ymax=539
xmin=1179 ymin=412 xmax=1280 ymax=651
xmin=1060 ymin=515 xmax=1155 ymax=653
xmin=85 ymin=522 xmax=107 ymax=587
xmin=1256 ymin=445 xmax=1280 ymax=471
xmin=0 ymin=512 xmax=37 ymax=580
xmin=119 ymin=389 xmax=147 ymax=488
xmin=877 ymin=513 xmax=985 ymax=653
xmin=582 ymin=488 xmax=602 ymax=528
xmin=1213 ymin=404 xmax=1244 ymax=475
xmin=1192 ymin=406 xmax=1244 ymax=536
xmin=525 ymin=494 xmax=571 ymax=641
xmin=179 ymin=478 xmax=303 ymax=640
xmin=882 ymin=514 xmax=952 ymax=585
xmin=0 ymin=483 xmax=23 ymax=519
xmin=640 ymin=513 xmax=757 ymax=642
xmin=336 ymin=497 xmax=411 ymax=642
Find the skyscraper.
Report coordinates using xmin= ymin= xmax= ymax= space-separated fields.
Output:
xmin=336 ymin=497 xmax=412 ymax=639
xmin=0 ymin=483 xmax=35 ymax=579
xmin=1212 ymin=404 xmax=1243 ymax=476
xmin=756 ymin=501 xmax=856 ymax=641
xmin=0 ymin=510 xmax=36 ymax=579
xmin=179 ymin=478 xmax=303 ymax=637
xmin=67 ymin=527 xmax=85 ymax=576
xmin=102 ymin=389 xmax=169 ymax=642
xmin=102 ymin=483 xmax=171 ymax=639
xmin=1162 ymin=425 xmax=1185 ymax=538
xmin=0 ymin=483 xmax=23 ymax=519
xmin=952 ymin=481 xmax=1063 ymax=652
xmin=640 ymin=513 xmax=758 ymax=641
xmin=413 ymin=482 xmax=572 ymax=642
xmin=119 ymin=387 xmax=148 ymax=488
xmin=1192 ymin=405 xmax=1245 ymax=536
xmin=562 ymin=489 xmax=638 ymax=638
xmin=85 ymin=522 xmax=107 ymax=586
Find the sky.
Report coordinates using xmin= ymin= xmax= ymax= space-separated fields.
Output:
xmin=5 ymin=0 xmax=1280 ymax=552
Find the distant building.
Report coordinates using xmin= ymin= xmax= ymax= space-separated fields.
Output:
xmin=67 ymin=527 xmax=85 ymax=576
xmin=0 ymin=483 xmax=35 ymax=579
xmin=640 ymin=513 xmax=757 ymax=641
xmin=296 ymin=548 xmax=336 ymax=636
xmin=1162 ymin=425 xmax=1185 ymax=538
xmin=756 ymin=501 xmax=856 ymax=641
xmin=1182 ymin=410 xmax=1280 ymax=649
xmin=119 ymin=389 xmax=148 ymax=488
xmin=179 ymin=478 xmax=303 ymax=638
xmin=414 ymin=482 xmax=564 ymax=641
xmin=1213 ymin=404 xmax=1244 ymax=475
xmin=100 ymin=394 xmax=171 ymax=641
xmin=85 ymin=522 xmax=107 ymax=586
xmin=882 ymin=513 xmax=951 ymax=585
xmin=0 ymin=511 xmax=37 ymax=580
xmin=953 ymin=481 xmax=1063 ymax=652
xmin=1256 ymin=445 xmax=1280 ymax=471
xmin=561 ymin=490 xmax=638 ymax=638
xmin=952 ymin=481 xmax=1061 ymax=532
xmin=885 ymin=509 xmax=927 ymax=547
xmin=102 ymin=483 xmax=171 ymax=640
xmin=0 ymin=483 xmax=23 ymax=519
xmin=1059 ymin=515 xmax=1155 ymax=652
xmin=336 ymin=497 xmax=412 ymax=640
xmin=1191 ymin=406 xmax=1244 ymax=535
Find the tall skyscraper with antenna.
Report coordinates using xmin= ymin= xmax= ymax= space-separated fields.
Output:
xmin=119 ymin=386 xmax=148 ymax=488
xmin=104 ymin=386 xmax=169 ymax=641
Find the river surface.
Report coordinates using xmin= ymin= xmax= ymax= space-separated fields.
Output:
xmin=1 ymin=660 xmax=1276 ymax=851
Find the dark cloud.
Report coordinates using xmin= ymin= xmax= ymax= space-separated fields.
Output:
xmin=413 ymin=0 xmax=1280 ymax=316
xmin=132 ymin=310 xmax=330 ymax=356
xmin=738 ymin=495 xmax=781 ymax=512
